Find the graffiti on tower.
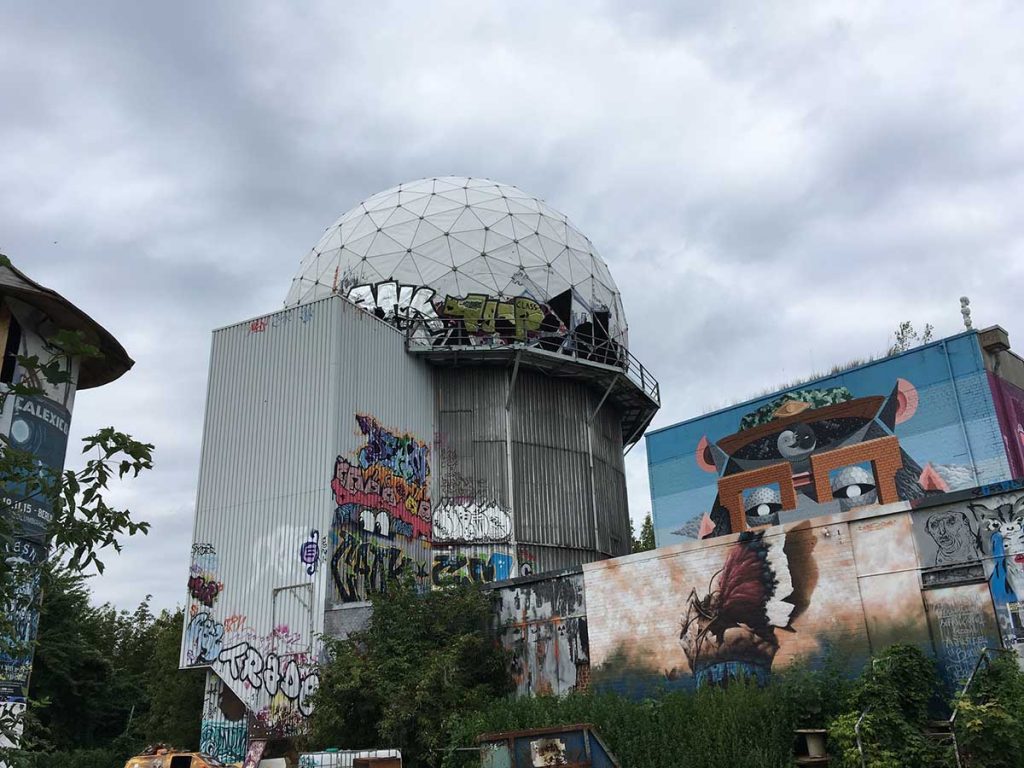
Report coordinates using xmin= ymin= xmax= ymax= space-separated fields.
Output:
xmin=329 ymin=414 xmax=432 ymax=603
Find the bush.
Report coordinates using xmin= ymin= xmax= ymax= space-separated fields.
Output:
xmin=955 ymin=652 xmax=1024 ymax=768
xmin=828 ymin=645 xmax=952 ymax=768
xmin=444 ymin=678 xmax=822 ymax=768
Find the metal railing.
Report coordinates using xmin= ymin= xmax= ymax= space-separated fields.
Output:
xmin=403 ymin=316 xmax=660 ymax=406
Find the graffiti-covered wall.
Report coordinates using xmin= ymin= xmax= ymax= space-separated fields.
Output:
xmin=491 ymin=570 xmax=590 ymax=696
xmin=648 ymin=332 xmax=1013 ymax=545
xmin=499 ymin=486 xmax=1022 ymax=698
xmin=184 ymin=295 xmax=435 ymax=755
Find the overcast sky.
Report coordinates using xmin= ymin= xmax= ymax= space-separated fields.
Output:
xmin=3 ymin=1 xmax=1022 ymax=612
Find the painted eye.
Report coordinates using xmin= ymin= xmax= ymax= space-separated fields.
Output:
xmin=987 ymin=520 xmax=1002 ymax=531
xmin=752 ymin=503 xmax=780 ymax=517
xmin=834 ymin=482 xmax=876 ymax=500
xmin=1004 ymin=522 xmax=1020 ymax=533
xmin=374 ymin=511 xmax=390 ymax=537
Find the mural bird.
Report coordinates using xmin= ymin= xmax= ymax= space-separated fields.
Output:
xmin=679 ymin=530 xmax=796 ymax=686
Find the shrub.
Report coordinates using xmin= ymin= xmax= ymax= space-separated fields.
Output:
xmin=955 ymin=652 xmax=1024 ymax=768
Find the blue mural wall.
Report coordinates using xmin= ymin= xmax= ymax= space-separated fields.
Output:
xmin=648 ymin=332 xmax=1014 ymax=545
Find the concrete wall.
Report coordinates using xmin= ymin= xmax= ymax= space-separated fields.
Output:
xmin=500 ymin=483 xmax=1024 ymax=696
xmin=647 ymin=331 xmax=1013 ymax=545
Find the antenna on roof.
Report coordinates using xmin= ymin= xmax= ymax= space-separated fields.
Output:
xmin=960 ymin=296 xmax=972 ymax=330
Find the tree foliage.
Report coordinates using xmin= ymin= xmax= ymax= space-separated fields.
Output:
xmin=887 ymin=320 xmax=934 ymax=356
xmin=631 ymin=512 xmax=656 ymax=553
xmin=307 ymin=579 xmax=512 ymax=767
xmin=18 ymin=563 xmax=204 ymax=765
xmin=0 ymin=284 xmax=155 ymax=745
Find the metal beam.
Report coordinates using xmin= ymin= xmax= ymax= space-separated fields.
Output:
xmin=588 ymin=375 xmax=619 ymax=424
xmin=505 ymin=350 xmax=522 ymax=411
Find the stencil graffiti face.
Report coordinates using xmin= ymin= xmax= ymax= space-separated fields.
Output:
xmin=926 ymin=511 xmax=972 ymax=559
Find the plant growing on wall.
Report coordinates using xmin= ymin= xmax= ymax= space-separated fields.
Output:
xmin=888 ymin=320 xmax=934 ymax=356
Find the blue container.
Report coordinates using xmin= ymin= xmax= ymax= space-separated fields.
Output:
xmin=478 ymin=723 xmax=620 ymax=768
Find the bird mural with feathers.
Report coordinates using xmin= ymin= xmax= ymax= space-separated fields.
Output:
xmin=679 ymin=529 xmax=811 ymax=686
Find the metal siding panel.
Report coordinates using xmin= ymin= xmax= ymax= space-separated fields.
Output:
xmin=185 ymin=296 xmax=435 ymax=732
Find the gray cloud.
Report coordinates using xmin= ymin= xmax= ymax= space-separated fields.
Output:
xmin=2 ymin=0 xmax=1022 ymax=609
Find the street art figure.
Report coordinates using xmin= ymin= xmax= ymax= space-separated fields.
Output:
xmin=694 ymin=380 xmax=964 ymax=539
xmin=971 ymin=497 xmax=1024 ymax=601
xmin=925 ymin=510 xmax=975 ymax=566
xmin=679 ymin=531 xmax=799 ymax=686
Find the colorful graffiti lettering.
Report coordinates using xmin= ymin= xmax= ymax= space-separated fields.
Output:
xmin=188 ymin=575 xmax=224 ymax=607
xmin=347 ymin=281 xmax=436 ymax=329
xmin=299 ymin=530 xmax=320 ymax=575
xmin=200 ymin=721 xmax=246 ymax=764
xmin=188 ymin=542 xmax=222 ymax=607
xmin=331 ymin=459 xmax=431 ymax=538
xmin=218 ymin=642 xmax=319 ymax=717
xmin=432 ymin=499 xmax=512 ymax=543
xmin=249 ymin=317 xmax=268 ymax=333
xmin=431 ymin=552 xmax=513 ymax=586
xmin=355 ymin=414 xmax=430 ymax=486
xmin=329 ymin=414 xmax=432 ymax=603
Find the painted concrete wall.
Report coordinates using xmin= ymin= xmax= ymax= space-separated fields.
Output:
xmin=506 ymin=484 xmax=1024 ymax=696
xmin=647 ymin=332 xmax=1012 ymax=545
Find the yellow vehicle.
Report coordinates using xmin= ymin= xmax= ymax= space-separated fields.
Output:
xmin=124 ymin=746 xmax=228 ymax=768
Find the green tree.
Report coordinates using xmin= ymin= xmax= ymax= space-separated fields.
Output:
xmin=308 ymin=579 xmax=513 ymax=767
xmin=17 ymin=564 xmax=202 ymax=765
xmin=632 ymin=512 xmax=655 ymax=553
xmin=140 ymin=608 xmax=205 ymax=748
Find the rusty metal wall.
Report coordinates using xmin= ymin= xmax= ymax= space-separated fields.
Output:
xmin=491 ymin=569 xmax=590 ymax=696
xmin=184 ymin=295 xmax=435 ymax=733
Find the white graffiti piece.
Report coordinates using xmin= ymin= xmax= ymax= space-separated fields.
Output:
xmin=432 ymin=499 xmax=513 ymax=543
xmin=185 ymin=612 xmax=224 ymax=666
xmin=347 ymin=281 xmax=436 ymax=327
xmin=0 ymin=701 xmax=25 ymax=748
xmin=218 ymin=642 xmax=319 ymax=716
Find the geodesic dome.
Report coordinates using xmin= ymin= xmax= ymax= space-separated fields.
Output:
xmin=285 ymin=177 xmax=628 ymax=348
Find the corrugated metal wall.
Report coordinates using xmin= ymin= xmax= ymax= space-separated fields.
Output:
xmin=511 ymin=370 xmax=630 ymax=573
xmin=430 ymin=366 xmax=631 ymax=579
xmin=183 ymin=295 xmax=435 ymax=737
xmin=185 ymin=291 xmax=631 ymax=737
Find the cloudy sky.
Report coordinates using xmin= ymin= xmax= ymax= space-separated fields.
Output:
xmin=3 ymin=1 xmax=1022 ymax=612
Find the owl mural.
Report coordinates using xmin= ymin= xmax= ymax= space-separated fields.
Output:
xmin=693 ymin=380 xmax=953 ymax=538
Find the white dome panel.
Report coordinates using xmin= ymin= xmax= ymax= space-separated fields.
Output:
xmin=285 ymin=176 xmax=628 ymax=350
